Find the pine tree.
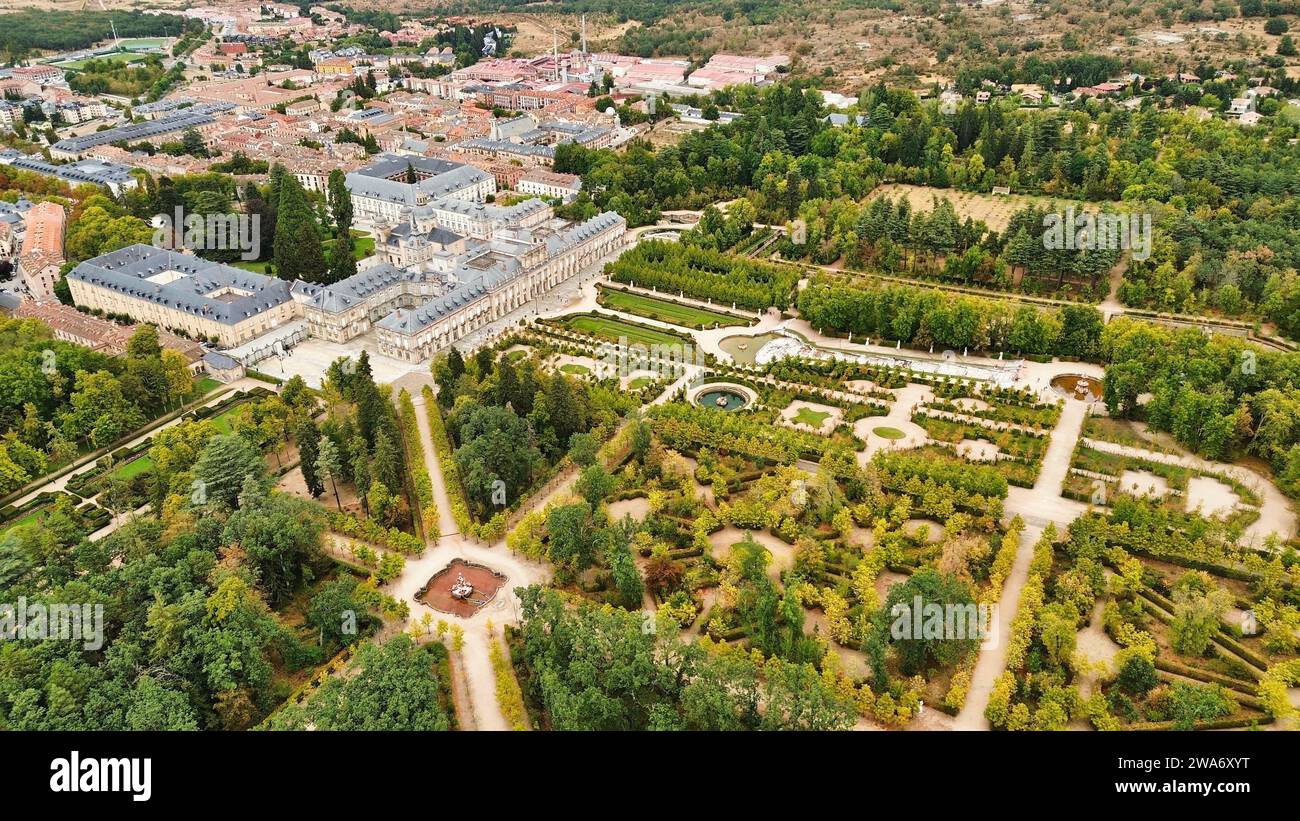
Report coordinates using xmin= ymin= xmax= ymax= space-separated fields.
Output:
xmin=316 ymin=437 xmax=344 ymax=510
xmin=297 ymin=420 xmax=324 ymax=498
xmin=326 ymin=169 xmax=353 ymax=237
xmin=274 ymin=175 xmax=326 ymax=282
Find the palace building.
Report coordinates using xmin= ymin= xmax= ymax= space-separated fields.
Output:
xmin=66 ymin=155 xmax=627 ymax=364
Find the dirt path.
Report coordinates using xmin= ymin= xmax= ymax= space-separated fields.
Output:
xmin=953 ymin=523 xmax=1043 ymax=730
xmin=955 ymin=384 xmax=1094 ymax=728
xmin=410 ymin=390 xmax=460 ymax=538
xmin=1080 ymin=438 xmax=1296 ymax=546
xmin=391 ymin=389 xmax=555 ymax=730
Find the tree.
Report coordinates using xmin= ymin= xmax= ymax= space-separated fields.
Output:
xmin=326 ymin=168 xmax=353 ymax=236
xmin=268 ymin=634 xmax=452 ymax=730
xmin=1037 ymin=602 xmax=1078 ymax=666
xmin=308 ymin=578 xmax=366 ymax=650
xmin=568 ymin=431 xmax=599 ymax=467
xmin=161 ymin=349 xmax=194 ymax=408
xmin=272 ymin=174 xmax=326 ymax=282
xmin=328 ymin=231 xmax=357 ymax=283
xmin=222 ymin=486 xmax=324 ymax=605
xmin=62 ymin=369 xmax=145 ymax=448
xmin=1170 ymin=571 xmax=1231 ymax=656
xmin=316 ymin=436 xmax=344 ymax=510
xmin=296 ymin=420 xmax=324 ymax=498
xmin=366 ymin=481 xmax=397 ymax=526
xmin=867 ymin=567 xmax=979 ymax=678
xmin=193 ymin=434 xmax=264 ymax=508
xmin=453 ymin=403 xmax=539 ymax=517
xmin=575 ymin=463 xmax=616 ymax=509
xmin=1116 ymin=654 xmax=1158 ymax=696
xmin=546 ymin=502 xmax=596 ymax=571
xmin=371 ymin=428 xmax=401 ymax=492
xmin=124 ymin=677 xmax=199 ymax=730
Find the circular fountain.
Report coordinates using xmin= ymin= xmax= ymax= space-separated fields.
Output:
xmin=1050 ymin=374 xmax=1102 ymax=401
xmin=695 ymin=387 xmax=749 ymax=411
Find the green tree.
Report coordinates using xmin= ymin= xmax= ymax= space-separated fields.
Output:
xmin=272 ymin=174 xmax=326 ymax=282
xmin=194 ymin=434 xmax=264 ymax=508
xmin=296 ymin=420 xmax=324 ymax=498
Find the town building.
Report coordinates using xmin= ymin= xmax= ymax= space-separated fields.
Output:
xmin=517 ymin=168 xmax=582 ymax=200
xmin=17 ymin=202 xmax=66 ymax=301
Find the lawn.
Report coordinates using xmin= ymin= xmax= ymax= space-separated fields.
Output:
xmin=58 ymin=52 xmax=144 ymax=70
xmin=597 ymin=286 xmax=748 ymax=329
xmin=873 ymin=426 xmax=906 ymax=440
xmin=112 ymin=455 xmax=154 ymax=480
xmin=793 ymin=407 xmax=831 ymax=427
xmin=629 ymin=376 xmax=654 ymax=390
xmin=560 ymin=363 xmax=591 ymax=375
xmin=210 ymin=405 xmax=243 ymax=434
xmin=558 ymin=314 xmax=691 ymax=349
xmin=1 ymin=508 xmax=43 ymax=538
xmin=193 ymin=376 xmax=222 ymax=397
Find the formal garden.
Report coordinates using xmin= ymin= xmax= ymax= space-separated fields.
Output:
xmin=986 ymin=503 xmax=1300 ymax=731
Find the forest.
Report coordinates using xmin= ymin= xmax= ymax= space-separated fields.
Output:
xmin=1101 ymin=317 xmax=1300 ymax=494
xmin=0 ymin=321 xmax=198 ymax=496
xmin=563 ymin=76 xmax=1300 ymax=333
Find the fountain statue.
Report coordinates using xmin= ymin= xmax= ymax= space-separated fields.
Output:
xmin=450 ymin=573 xmax=474 ymax=600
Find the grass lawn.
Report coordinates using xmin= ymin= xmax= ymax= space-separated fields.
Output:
xmin=873 ymin=426 xmax=906 ymax=440
xmin=793 ymin=407 xmax=831 ymax=427
xmin=112 ymin=455 xmax=154 ymax=480
xmin=559 ymin=314 xmax=691 ymax=349
xmin=210 ymin=405 xmax=243 ymax=434
xmin=597 ymin=286 xmax=747 ymax=329
xmin=560 ymin=363 xmax=591 ymax=375
xmin=629 ymin=376 xmax=654 ymax=390
xmin=2 ymin=508 xmax=43 ymax=538
xmin=505 ymin=349 xmax=530 ymax=363
xmin=193 ymin=376 xmax=222 ymax=397
xmin=59 ymin=52 xmax=143 ymax=70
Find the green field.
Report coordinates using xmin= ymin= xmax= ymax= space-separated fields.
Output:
xmin=194 ymin=376 xmax=221 ymax=397
xmin=560 ymin=363 xmax=590 ymax=375
xmin=2 ymin=509 xmax=43 ymax=537
xmin=112 ymin=455 xmax=155 ymax=480
xmin=629 ymin=376 xmax=654 ymax=390
xmin=793 ymin=407 xmax=831 ymax=427
xmin=210 ymin=405 xmax=244 ymax=434
xmin=597 ymin=286 xmax=748 ymax=329
xmin=58 ymin=52 xmax=144 ymax=70
xmin=558 ymin=314 xmax=691 ymax=349
xmin=873 ymin=426 xmax=906 ymax=440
